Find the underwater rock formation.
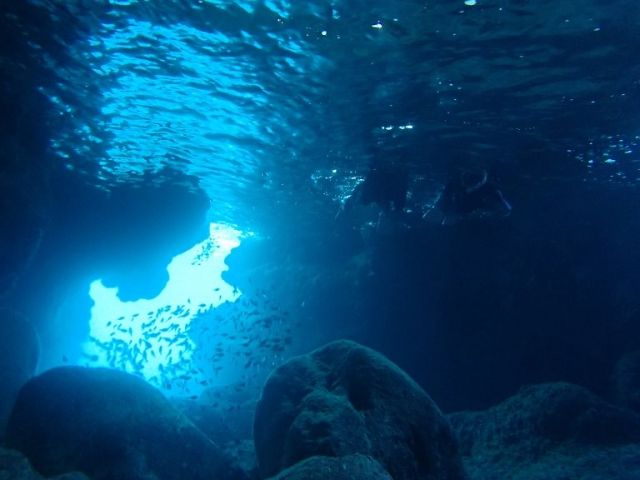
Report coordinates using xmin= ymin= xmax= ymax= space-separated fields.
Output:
xmin=253 ymin=339 xmax=465 ymax=480
xmin=0 ymin=47 xmax=52 ymax=299
xmin=449 ymin=382 xmax=640 ymax=480
xmin=0 ymin=161 xmax=48 ymax=300
xmin=0 ymin=448 xmax=89 ymax=480
xmin=0 ymin=309 xmax=39 ymax=443
xmin=0 ymin=168 xmax=46 ymax=298
xmin=172 ymin=397 xmax=258 ymax=476
xmin=612 ymin=350 xmax=640 ymax=414
xmin=5 ymin=367 xmax=247 ymax=480
xmin=267 ymin=454 xmax=391 ymax=480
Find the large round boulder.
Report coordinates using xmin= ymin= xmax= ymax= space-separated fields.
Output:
xmin=0 ymin=309 xmax=39 ymax=442
xmin=612 ymin=350 xmax=640 ymax=413
xmin=0 ymin=448 xmax=90 ymax=480
xmin=6 ymin=367 xmax=247 ymax=480
xmin=267 ymin=454 xmax=391 ymax=480
xmin=254 ymin=340 xmax=464 ymax=480
xmin=449 ymin=382 xmax=640 ymax=480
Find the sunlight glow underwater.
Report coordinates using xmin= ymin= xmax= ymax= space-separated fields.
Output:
xmin=83 ymin=223 xmax=242 ymax=395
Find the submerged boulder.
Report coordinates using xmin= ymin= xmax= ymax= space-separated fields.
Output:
xmin=449 ymin=382 xmax=640 ymax=480
xmin=0 ymin=309 xmax=39 ymax=442
xmin=172 ymin=397 xmax=258 ymax=476
xmin=0 ymin=448 xmax=41 ymax=480
xmin=0 ymin=448 xmax=90 ymax=480
xmin=268 ymin=454 xmax=391 ymax=480
xmin=6 ymin=367 xmax=247 ymax=480
xmin=254 ymin=339 xmax=464 ymax=480
xmin=612 ymin=350 xmax=640 ymax=414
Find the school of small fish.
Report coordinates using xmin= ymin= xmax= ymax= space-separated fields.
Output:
xmin=84 ymin=283 xmax=298 ymax=398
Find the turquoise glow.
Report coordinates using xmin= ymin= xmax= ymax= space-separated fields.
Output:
xmin=83 ymin=223 xmax=242 ymax=392
xmin=94 ymin=18 xmax=268 ymax=189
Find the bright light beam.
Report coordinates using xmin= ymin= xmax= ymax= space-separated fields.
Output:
xmin=83 ymin=223 xmax=242 ymax=391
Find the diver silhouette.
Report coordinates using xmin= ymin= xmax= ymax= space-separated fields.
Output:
xmin=434 ymin=169 xmax=511 ymax=225
xmin=342 ymin=161 xmax=409 ymax=214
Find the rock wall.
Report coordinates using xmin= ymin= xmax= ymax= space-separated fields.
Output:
xmin=254 ymin=340 xmax=465 ymax=480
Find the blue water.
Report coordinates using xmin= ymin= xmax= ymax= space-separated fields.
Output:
xmin=3 ymin=0 xmax=640 ymax=410
xmin=37 ymin=0 xmax=640 ymax=210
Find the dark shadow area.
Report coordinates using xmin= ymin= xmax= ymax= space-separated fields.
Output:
xmin=356 ymin=180 xmax=640 ymax=411
xmin=5 ymin=167 xmax=210 ymax=368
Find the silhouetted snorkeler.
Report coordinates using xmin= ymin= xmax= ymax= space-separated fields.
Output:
xmin=433 ymin=169 xmax=511 ymax=225
xmin=341 ymin=161 xmax=409 ymax=215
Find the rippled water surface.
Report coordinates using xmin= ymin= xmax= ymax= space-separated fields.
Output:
xmin=9 ymin=0 xmax=640 ymax=231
